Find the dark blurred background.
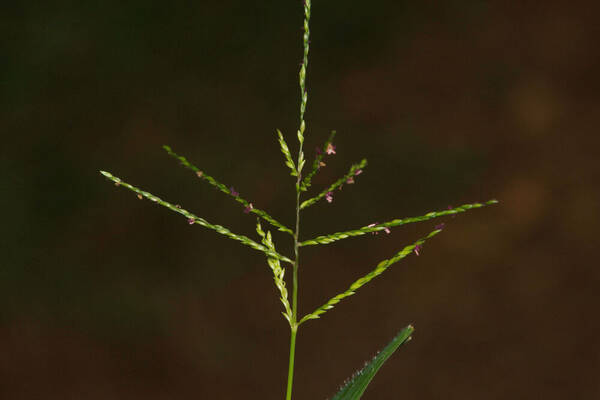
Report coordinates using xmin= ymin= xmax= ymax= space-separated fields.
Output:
xmin=2 ymin=0 xmax=599 ymax=399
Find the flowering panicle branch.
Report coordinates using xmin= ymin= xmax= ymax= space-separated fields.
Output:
xmin=277 ymin=129 xmax=298 ymax=177
xmin=162 ymin=145 xmax=294 ymax=235
xmin=299 ymin=159 xmax=368 ymax=210
xmin=300 ymin=130 xmax=336 ymax=191
xmin=256 ymin=221 xmax=293 ymax=325
xmin=300 ymin=199 xmax=498 ymax=246
xmin=298 ymin=227 xmax=444 ymax=325
xmin=99 ymin=171 xmax=293 ymax=264
xmin=297 ymin=0 xmax=312 ymax=150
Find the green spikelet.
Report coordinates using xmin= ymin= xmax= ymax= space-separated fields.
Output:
xmin=99 ymin=171 xmax=293 ymax=264
xmin=299 ymin=159 xmax=367 ymax=210
xmin=162 ymin=145 xmax=294 ymax=235
xmin=276 ymin=129 xmax=298 ymax=177
xmin=298 ymin=149 xmax=306 ymax=175
xmin=299 ymin=228 xmax=442 ymax=324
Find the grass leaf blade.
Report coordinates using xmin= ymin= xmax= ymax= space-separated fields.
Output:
xmin=329 ymin=325 xmax=414 ymax=400
xmin=100 ymin=171 xmax=293 ymax=264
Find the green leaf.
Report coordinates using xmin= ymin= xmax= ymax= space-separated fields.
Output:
xmin=330 ymin=325 xmax=414 ymax=400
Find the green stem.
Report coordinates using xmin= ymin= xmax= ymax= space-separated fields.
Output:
xmin=286 ymin=2 xmax=311 ymax=399
xmin=286 ymin=171 xmax=301 ymax=400
xmin=285 ymin=325 xmax=298 ymax=400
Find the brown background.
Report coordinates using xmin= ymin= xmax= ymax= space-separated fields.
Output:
xmin=2 ymin=1 xmax=599 ymax=399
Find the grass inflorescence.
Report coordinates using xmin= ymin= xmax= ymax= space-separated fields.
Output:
xmin=100 ymin=2 xmax=496 ymax=399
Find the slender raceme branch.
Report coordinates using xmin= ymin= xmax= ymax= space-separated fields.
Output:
xmin=300 ymin=199 xmax=498 ymax=246
xmin=163 ymin=145 xmax=294 ymax=235
xmin=256 ymin=221 xmax=293 ymax=324
xmin=300 ymin=130 xmax=336 ymax=191
xmin=99 ymin=171 xmax=293 ymax=264
xmin=299 ymin=227 xmax=443 ymax=325
xmin=299 ymin=159 xmax=367 ymax=210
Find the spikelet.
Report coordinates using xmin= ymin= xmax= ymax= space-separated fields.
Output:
xmin=276 ymin=129 xmax=298 ymax=177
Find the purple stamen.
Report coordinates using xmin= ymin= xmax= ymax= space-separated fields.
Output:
xmin=414 ymin=244 xmax=422 ymax=256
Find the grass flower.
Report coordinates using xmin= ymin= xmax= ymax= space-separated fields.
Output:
xmin=414 ymin=244 xmax=423 ymax=256
xmin=326 ymin=191 xmax=334 ymax=203
xmin=326 ymin=143 xmax=336 ymax=155
xmin=367 ymin=223 xmax=378 ymax=235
